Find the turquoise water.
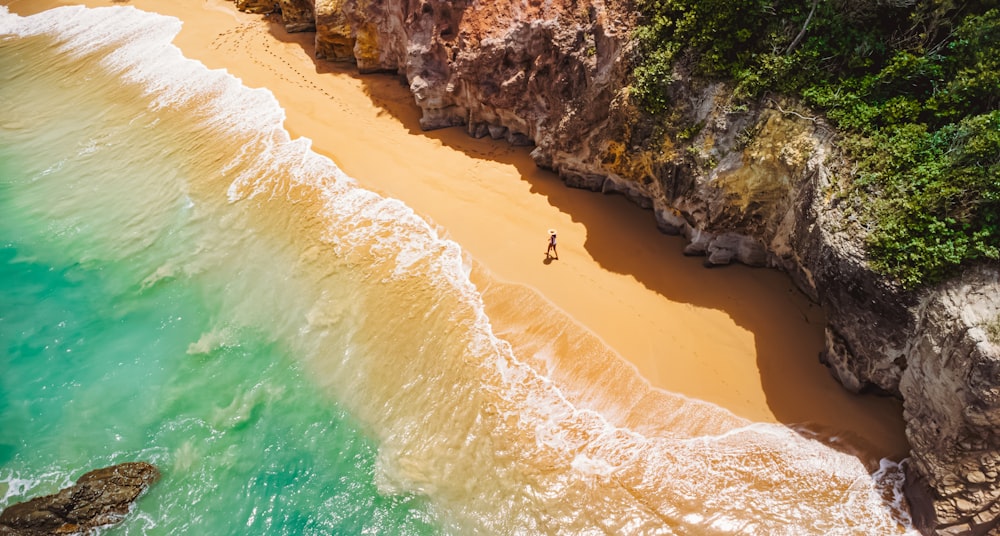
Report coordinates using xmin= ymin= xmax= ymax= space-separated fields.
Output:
xmin=0 ymin=244 xmax=433 ymax=535
xmin=0 ymin=11 xmax=435 ymax=534
xmin=0 ymin=5 xmax=919 ymax=535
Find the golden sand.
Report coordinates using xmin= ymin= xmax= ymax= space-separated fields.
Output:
xmin=5 ymin=0 xmax=908 ymax=461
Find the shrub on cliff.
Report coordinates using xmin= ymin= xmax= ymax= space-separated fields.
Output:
xmin=633 ymin=0 xmax=1000 ymax=288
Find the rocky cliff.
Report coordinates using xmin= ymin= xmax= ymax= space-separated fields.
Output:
xmin=242 ymin=1 xmax=1000 ymax=534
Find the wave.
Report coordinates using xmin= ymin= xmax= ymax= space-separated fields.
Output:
xmin=0 ymin=5 xmax=918 ymax=534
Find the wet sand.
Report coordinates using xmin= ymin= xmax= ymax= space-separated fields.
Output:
xmin=5 ymin=0 xmax=909 ymax=460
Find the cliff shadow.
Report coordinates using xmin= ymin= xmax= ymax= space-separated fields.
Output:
xmin=261 ymin=19 xmax=908 ymax=465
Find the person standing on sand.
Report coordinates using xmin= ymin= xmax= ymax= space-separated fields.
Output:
xmin=546 ymin=229 xmax=558 ymax=259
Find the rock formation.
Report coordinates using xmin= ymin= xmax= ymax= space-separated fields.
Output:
xmin=279 ymin=0 xmax=317 ymax=33
xmin=234 ymin=0 xmax=274 ymax=15
xmin=0 ymin=462 xmax=160 ymax=535
xmin=903 ymin=268 xmax=1000 ymax=536
xmin=233 ymin=1 xmax=1000 ymax=533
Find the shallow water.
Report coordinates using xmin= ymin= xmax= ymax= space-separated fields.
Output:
xmin=0 ymin=6 xmax=917 ymax=534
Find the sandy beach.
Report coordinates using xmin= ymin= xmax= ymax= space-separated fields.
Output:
xmin=5 ymin=0 xmax=908 ymax=460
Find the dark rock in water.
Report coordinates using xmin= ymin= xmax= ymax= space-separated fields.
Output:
xmin=0 ymin=462 xmax=160 ymax=535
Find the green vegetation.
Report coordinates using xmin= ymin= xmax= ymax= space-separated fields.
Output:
xmin=633 ymin=0 xmax=999 ymax=288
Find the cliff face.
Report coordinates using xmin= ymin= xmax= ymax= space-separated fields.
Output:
xmin=903 ymin=268 xmax=1000 ymax=536
xmin=238 ymin=1 xmax=1000 ymax=534
xmin=309 ymin=0 xmax=631 ymax=151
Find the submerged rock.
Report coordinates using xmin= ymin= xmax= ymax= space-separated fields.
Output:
xmin=0 ymin=462 xmax=160 ymax=535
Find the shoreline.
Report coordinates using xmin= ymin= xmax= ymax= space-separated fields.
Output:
xmin=4 ymin=0 xmax=909 ymax=460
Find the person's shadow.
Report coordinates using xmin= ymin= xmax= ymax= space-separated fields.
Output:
xmin=543 ymin=254 xmax=557 ymax=265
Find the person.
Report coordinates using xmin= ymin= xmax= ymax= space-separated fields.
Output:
xmin=546 ymin=229 xmax=558 ymax=259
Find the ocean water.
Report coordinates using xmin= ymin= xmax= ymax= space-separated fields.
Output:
xmin=0 ymin=5 xmax=919 ymax=535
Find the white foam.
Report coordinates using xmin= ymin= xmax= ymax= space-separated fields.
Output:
xmin=0 ymin=469 xmax=71 ymax=505
xmin=4 ymin=5 xmax=287 ymax=145
xmin=0 ymin=475 xmax=38 ymax=504
xmin=569 ymin=452 xmax=617 ymax=477
xmin=875 ymin=458 xmax=921 ymax=535
xmin=3 ymin=6 xmax=919 ymax=533
xmin=682 ymin=512 xmax=704 ymax=525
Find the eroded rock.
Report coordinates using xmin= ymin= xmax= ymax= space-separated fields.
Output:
xmin=279 ymin=0 xmax=315 ymax=33
xmin=0 ymin=462 xmax=160 ymax=535
xmin=902 ymin=267 xmax=1000 ymax=536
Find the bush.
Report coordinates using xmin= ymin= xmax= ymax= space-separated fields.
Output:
xmin=632 ymin=1 xmax=1000 ymax=288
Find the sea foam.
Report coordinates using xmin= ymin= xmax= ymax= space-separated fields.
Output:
xmin=0 ymin=6 xmax=920 ymax=534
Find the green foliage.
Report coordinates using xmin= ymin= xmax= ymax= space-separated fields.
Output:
xmin=860 ymin=112 xmax=1000 ymax=287
xmin=632 ymin=0 xmax=1000 ymax=288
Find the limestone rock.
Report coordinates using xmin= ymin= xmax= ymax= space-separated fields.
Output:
xmin=279 ymin=0 xmax=315 ymax=33
xmin=313 ymin=0 xmax=355 ymax=62
xmin=705 ymin=233 xmax=768 ymax=267
xmin=0 ymin=462 xmax=161 ymax=535
xmin=901 ymin=267 xmax=1000 ymax=535
xmin=301 ymin=0 xmax=632 ymax=135
xmin=234 ymin=0 xmax=275 ymax=14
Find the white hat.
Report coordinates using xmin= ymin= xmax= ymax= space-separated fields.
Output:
xmin=548 ymin=229 xmax=556 ymax=235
